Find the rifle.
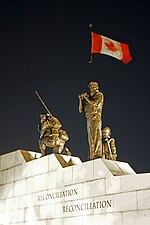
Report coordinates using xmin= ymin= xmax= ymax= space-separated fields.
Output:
xmin=35 ymin=91 xmax=62 ymax=129
xmin=35 ymin=91 xmax=53 ymax=117
xmin=106 ymin=138 xmax=113 ymax=160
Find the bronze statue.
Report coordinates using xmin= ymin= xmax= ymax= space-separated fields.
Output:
xmin=102 ymin=127 xmax=117 ymax=160
xmin=35 ymin=91 xmax=71 ymax=156
xmin=38 ymin=113 xmax=71 ymax=156
xmin=78 ymin=81 xmax=104 ymax=160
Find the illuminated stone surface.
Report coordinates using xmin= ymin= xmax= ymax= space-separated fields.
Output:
xmin=0 ymin=150 xmax=150 ymax=224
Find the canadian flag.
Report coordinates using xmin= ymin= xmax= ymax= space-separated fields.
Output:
xmin=91 ymin=32 xmax=132 ymax=64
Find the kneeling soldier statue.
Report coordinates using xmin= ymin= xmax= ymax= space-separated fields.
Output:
xmin=38 ymin=113 xmax=71 ymax=156
xmin=35 ymin=91 xmax=71 ymax=157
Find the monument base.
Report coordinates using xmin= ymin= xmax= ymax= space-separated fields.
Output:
xmin=0 ymin=150 xmax=150 ymax=225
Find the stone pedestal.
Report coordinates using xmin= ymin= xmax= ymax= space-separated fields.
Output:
xmin=0 ymin=150 xmax=150 ymax=225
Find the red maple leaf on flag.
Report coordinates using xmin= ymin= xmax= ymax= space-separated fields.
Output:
xmin=105 ymin=41 xmax=118 ymax=52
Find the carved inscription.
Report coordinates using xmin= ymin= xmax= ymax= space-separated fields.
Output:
xmin=63 ymin=200 xmax=112 ymax=213
xmin=38 ymin=188 xmax=78 ymax=201
xmin=37 ymin=187 xmax=112 ymax=215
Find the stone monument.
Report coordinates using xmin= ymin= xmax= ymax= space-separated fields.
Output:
xmin=0 ymin=150 xmax=150 ymax=225
xmin=0 ymin=83 xmax=150 ymax=225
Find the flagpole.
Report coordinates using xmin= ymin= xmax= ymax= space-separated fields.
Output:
xmin=89 ymin=24 xmax=93 ymax=82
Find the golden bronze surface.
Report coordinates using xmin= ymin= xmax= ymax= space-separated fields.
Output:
xmin=102 ymin=127 xmax=117 ymax=160
xmin=79 ymin=81 xmax=104 ymax=160
xmin=38 ymin=113 xmax=71 ymax=156
xmin=35 ymin=91 xmax=71 ymax=157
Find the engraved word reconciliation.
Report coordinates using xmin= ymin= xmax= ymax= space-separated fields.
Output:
xmin=63 ymin=199 xmax=112 ymax=213
xmin=38 ymin=188 xmax=78 ymax=202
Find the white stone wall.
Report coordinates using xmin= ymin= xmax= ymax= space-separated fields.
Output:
xmin=0 ymin=150 xmax=150 ymax=225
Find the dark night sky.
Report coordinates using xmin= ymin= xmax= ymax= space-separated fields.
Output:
xmin=0 ymin=0 xmax=150 ymax=173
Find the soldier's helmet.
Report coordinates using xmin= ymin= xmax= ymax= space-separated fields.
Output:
xmin=40 ymin=113 xmax=47 ymax=121
xmin=102 ymin=127 xmax=111 ymax=138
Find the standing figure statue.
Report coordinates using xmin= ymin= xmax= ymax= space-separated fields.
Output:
xmin=38 ymin=113 xmax=71 ymax=156
xmin=102 ymin=127 xmax=117 ymax=160
xmin=78 ymin=81 xmax=104 ymax=160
